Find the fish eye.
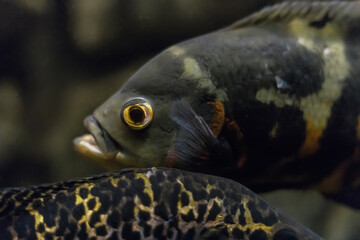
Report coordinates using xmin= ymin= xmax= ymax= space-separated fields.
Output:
xmin=121 ymin=98 xmax=153 ymax=130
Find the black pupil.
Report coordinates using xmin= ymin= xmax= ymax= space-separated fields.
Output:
xmin=129 ymin=107 xmax=145 ymax=123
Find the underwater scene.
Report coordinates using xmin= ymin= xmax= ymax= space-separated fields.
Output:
xmin=0 ymin=0 xmax=359 ymax=239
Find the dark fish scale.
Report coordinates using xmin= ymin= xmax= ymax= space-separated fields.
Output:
xmin=86 ymin=198 xmax=96 ymax=210
xmin=77 ymin=223 xmax=88 ymax=240
xmin=206 ymin=201 xmax=221 ymax=221
xmin=153 ymin=224 xmax=165 ymax=239
xmin=55 ymin=192 xmax=67 ymax=203
xmin=274 ymin=228 xmax=299 ymax=240
xmin=95 ymin=225 xmax=108 ymax=236
xmin=143 ymin=223 xmax=152 ymax=237
xmin=132 ymin=178 xmax=145 ymax=191
xmin=155 ymin=171 xmax=165 ymax=182
xmin=37 ymin=223 xmax=45 ymax=233
xmin=247 ymin=200 xmax=278 ymax=226
xmin=111 ymin=188 xmax=123 ymax=206
xmin=180 ymin=192 xmax=190 ymax=206
xmin=169 ymin=182 xmax=181 ymax=216
xmin=209 ymin=189 xmax=224 ymax=199
xmin=138 ymin=191 xmax=151 ymax=206
xmin=250 ymin=229 xmax=268 ymax=240
xmin=224 ymin=214 xmax=235 ymax=224
xmin=107 ymin=210 xmax=121 ymax=228
xmin=196 ymin=203 xmax=207 ymax=222
xmin=239 ymin=203 xmax=247 ymax=226
xmin=90 ymin=187 xmax=100 ymax=196
xmin=138 ymin=209 xmax=151 ymax=221
xmin=14 ymin=216 xmax=29 ymax=238
xmin=121 ymin=200 xmax=135 ymax=221
xmin=155 ymin=201 xmax=169 ymax=220
xmin=72 ymin=203 xmax=85 ymax=220
xmin=64 ymin=194 xmax=76 ymax=209
xmin=107 ymin=232 xmax=119 ymax=240
xmin=183 ymin=227 xmax=195 ymax=240
xmin=121 ymin=222 xmax=132 ymax=240
xmin=79 ymin=188 xmax=89 ymax=199
xmin=98 ymin=193 xmax=111 ymax=213
xmin=64 ymin=232 xmax=75 ymax=240
xmin=89 ymin=211 xmax=100 ymax=227
xmin=151 ymin=183 xmax=162 ymax=202
xmin=55 ymin=224 xmax=66 ymax=236
xmin=192 ymin=188 xmax=207 ymax=201
xmin=117 ymin=179 xmax=128 ymax=188
xmin=44 ymin=233 xmax=54 ymax=240
xmin=232 ymin=228 xmax=245 ymax=239
xmin=181 ymin=210 xmax=195 ymax=222
xmin=0 ymin=168 xmax=322 ymax=239
xmin=183 ymin=178 xmax=195 ymax=192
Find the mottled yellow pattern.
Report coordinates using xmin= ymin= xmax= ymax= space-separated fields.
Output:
xmin=0 ymin=168 xmax=321 ymax=239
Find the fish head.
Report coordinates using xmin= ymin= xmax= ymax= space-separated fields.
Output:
xmin=74 ymin=47 xmax=220 ymax=169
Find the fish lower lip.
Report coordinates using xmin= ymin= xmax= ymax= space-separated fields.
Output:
xmin=75 ymin=115 xmax=143 ymax=169
xmin=76 ymin=115 xmax=123 ymax=160
xmin=73 ymin=134 xmax=124 ymax=160
xmin=73 ymin=134 xmax=109 ymax=159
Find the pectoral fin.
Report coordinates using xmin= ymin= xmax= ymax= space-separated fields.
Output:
xmin=169 ymin=100 xmax=232 ymax=172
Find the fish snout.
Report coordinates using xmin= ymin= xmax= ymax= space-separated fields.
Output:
xmin=74 ymin=115 xmax=120 ymax=164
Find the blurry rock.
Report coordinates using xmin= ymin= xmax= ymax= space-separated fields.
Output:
xmin=261 ymin=190 xmax=326 ymax=235
xmin=0 ymin=81 xmax=22 ymax=161
xmin=0 ymin=1 xmax=31 ymax=40
xmin=0 ymin=81 xmax=53 ymax=188
xmin=12 ymin=0 xmax=51 ymax=14
xmin=68 ymin=0 xmax=269 ymax=56
xmin=69 ymin=0 xmax=123 ymax=53
xmin=262 ymin=190 xmax=360 ymax=240
xmin=321 ymin=204 xmax=360 ymax=240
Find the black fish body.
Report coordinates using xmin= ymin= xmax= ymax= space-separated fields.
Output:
xmin=74 ymin=2 xmax=360 ymax=208
xmin=0 ymin=168 xmax=322 ymax=239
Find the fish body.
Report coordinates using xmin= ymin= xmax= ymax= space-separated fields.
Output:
xmin=74 ymin=2 xmax=360 ymax=207
xmin=0 ymin=168 xmax=322 ymax=239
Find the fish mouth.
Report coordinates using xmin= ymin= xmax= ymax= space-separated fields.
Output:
xmin=74 ymin=115 xmax=125 ymax=168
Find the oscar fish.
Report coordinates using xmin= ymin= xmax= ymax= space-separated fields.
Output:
xmin=0 ymin=167 xmax=322 ymax=239
xmin=74 ymin=2 xmax=360 ymax=208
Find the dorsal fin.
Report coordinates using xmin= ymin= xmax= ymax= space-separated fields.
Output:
xmin=223 ymin=1 xmax=360 ymax=30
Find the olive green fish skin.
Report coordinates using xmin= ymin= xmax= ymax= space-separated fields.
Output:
xmin=81 ymin=1 xmax=360 ymax=207
xmin=0 ymin=168 xmax=321 ymax=239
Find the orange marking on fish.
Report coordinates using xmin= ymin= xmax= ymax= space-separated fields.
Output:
xmin=207 ymin=101 xmax=225 ymax=137
xmin=166 ymin=146 xmax=177 ymax=168
xmin=298 ymin=119 xmax=323 ymax=158
xmin=311 ymin=160 xmax=349 ymax=194
xmin=225 ymin=119 xmax=244 ymax=142
xmin=224 ymin=118 xmax=246 ymax=167
xmin=237 ymin=154 xmax=248 ymax=168
xmin=311 ymin=140 xmax=360 ymax=193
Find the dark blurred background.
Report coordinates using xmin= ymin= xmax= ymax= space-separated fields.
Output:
xmin=0 ymin=1 xmax=359 ymax=239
